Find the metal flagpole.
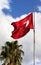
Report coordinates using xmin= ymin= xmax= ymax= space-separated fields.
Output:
xmin=33 ymin=12 xmax=36 ymax=65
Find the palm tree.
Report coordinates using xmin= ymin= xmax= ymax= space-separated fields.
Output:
xmin=0 ymin=40 xmax=24 ymax=65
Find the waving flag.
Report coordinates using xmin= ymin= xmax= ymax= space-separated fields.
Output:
xmin=11 ymin=13 xmax=34 ymax=39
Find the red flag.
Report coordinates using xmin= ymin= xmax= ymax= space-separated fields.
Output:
xmin=11 ymin=13 xmax=33 ymax=39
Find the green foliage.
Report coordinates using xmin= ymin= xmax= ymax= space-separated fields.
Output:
xmin=0 ymin=40 xmax=24 ymax=65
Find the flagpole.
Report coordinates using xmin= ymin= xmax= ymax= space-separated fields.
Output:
xmin=33 ymin=12 xmax=36 ymax=65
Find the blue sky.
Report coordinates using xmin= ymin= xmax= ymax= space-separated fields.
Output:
xmin=2 ymin=0 xmax=41 ymax=18
xmin=0 ymin=0 xmax=41 ymax=65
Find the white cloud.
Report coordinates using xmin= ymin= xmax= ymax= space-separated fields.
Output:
xmin=36 ymin=0 xmax=41 ymax=12
xmin=37 ymin=6 xmax=41 ymax=12
xmin=0 ymin=12 xmax=14 ymax=46
xmin=35 ymin=12 xmax=41 ymax=60
xmin=0 ymin=0 xmax=13 ymax=47
xmin=0 ymin=0 xmax=10 ymax=10
xmin=40 ymin=0 xmax=41 ymax=2
xmin=28 ymin=58 xmax=41 ymax=65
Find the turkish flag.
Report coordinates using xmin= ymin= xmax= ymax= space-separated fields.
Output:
xmin=11 ymin=13 xmax=33 ymax=39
